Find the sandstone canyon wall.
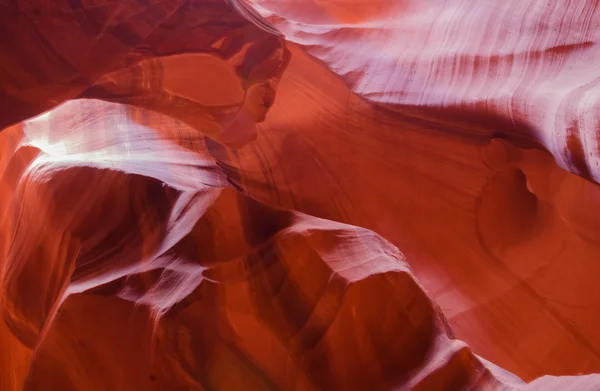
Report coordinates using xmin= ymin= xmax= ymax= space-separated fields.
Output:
xmin=1 ymin=0 xmax=600 ymax=390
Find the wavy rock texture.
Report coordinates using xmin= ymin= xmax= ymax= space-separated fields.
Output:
xmin=2 ymin=0 xmax=600 ymax=390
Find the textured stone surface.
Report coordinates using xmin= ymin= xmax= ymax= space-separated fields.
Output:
xmin=1 ymin=0 xmax=600 ymax=390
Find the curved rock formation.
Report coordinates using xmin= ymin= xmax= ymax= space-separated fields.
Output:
xmin=2 ymin=0 xmax=600 ymax=390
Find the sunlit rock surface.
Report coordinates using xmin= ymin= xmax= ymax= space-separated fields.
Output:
xmin=2 ymin=0 xmax=600 ymax=390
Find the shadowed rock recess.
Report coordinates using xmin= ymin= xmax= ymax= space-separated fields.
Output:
xmin=2 ymin=0 xmax=600 ymax=390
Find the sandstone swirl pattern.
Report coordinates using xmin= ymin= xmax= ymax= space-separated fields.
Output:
xmin=1 ymin=0 xmax=600 ymax=390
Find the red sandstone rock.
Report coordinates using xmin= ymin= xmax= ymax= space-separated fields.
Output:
xmin=2 ymin=1 xmax=600 ymax=390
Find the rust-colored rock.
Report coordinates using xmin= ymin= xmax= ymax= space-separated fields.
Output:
xmin=2 ymin=0 xmax=600 ymax=390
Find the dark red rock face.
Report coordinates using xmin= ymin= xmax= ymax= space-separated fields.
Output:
xmin=2 ymin=1 xmax=600 ymax=390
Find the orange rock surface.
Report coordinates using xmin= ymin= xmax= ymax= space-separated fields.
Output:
xmin=2 ymin=0 xmax=600 ymax=390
